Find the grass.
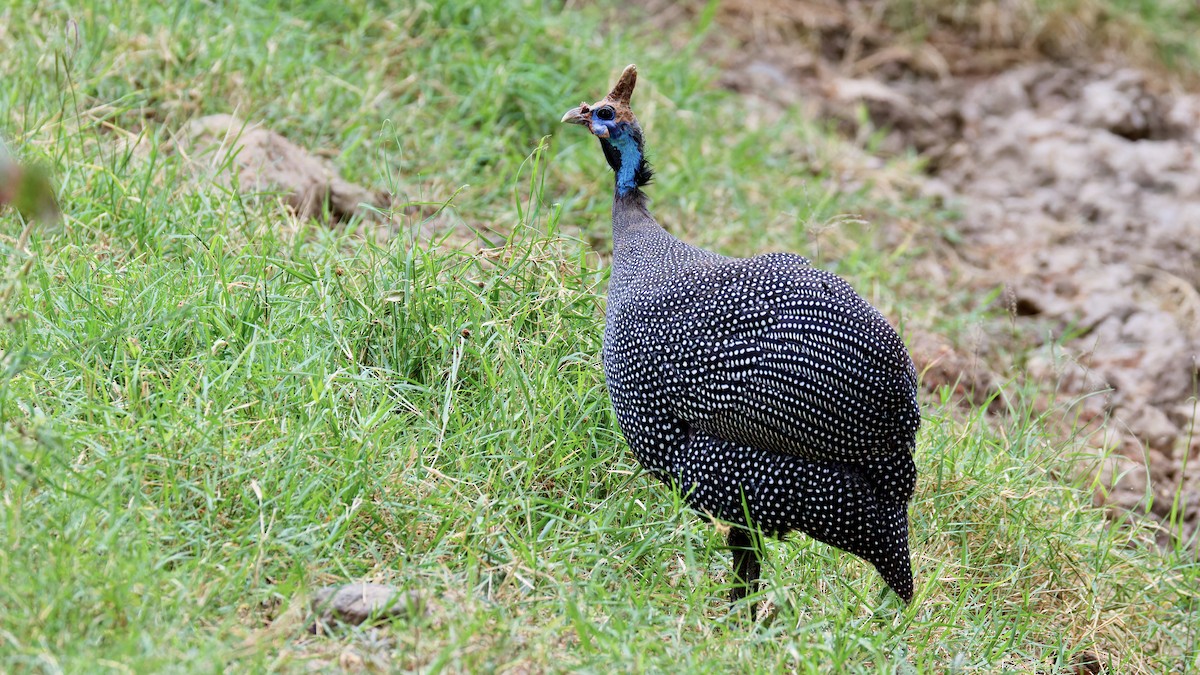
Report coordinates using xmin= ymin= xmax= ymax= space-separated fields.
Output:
xmin=2 ymin=0 xmax=1199 ymax=672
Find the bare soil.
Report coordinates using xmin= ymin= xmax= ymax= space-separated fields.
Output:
xmin=651 ymin=0 xmax=1200 ymax=544
xmin=179 ymin=114 xmax=390 ymax=223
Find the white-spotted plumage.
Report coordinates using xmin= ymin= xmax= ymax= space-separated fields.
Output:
xmin=564 ymin=65 xmax=920 ymax=604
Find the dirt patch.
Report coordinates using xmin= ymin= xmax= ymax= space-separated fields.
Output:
xmin=178 ymin=114 xmax=391 ymax=223
xmin=172 ymin=115 xmax=491 ymax=247
xmin=907 ymin=327 xmax=1002 ymax=412
xmin=844 ymin=64 xmax=1200 ymax=544
xmin=652 ymin=1 xmax=1200 ymax=543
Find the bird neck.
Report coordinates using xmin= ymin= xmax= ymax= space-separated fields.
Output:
xmin=600 ymin=132 xmax=650 ymax=197
xmin=609 ymin=191 xmax=672 ymax=299
xmin=611 ymin=190 xmax=657 ymax=239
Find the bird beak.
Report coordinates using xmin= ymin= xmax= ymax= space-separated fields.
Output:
xmin=560 ymin=106 xmax=589 ymax=126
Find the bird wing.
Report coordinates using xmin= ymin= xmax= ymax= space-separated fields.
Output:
xmin=628 ymin=252 xmax=919 ymax=463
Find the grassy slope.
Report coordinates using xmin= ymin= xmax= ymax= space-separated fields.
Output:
xmin=1 ymin=0 xmax=1196 ymax=672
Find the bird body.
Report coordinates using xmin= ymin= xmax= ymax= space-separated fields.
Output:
xmin=562 ymin=66 xmax=920 ymax=604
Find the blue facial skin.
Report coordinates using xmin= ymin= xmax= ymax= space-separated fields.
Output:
xmin=592 ymin=119 xmax=642 ymax=196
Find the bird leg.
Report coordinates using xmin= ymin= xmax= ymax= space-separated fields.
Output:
xmin=727 ymin=527 xmax=762 ymax=604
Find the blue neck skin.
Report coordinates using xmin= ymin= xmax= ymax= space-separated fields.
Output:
xmin=593 ymin=120 xmax=642 ymax=196
xmin=609 ymin=132 xmax=641 ymax=196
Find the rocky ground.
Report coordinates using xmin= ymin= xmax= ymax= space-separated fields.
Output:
xmin=659 ymin=0 xmax=1200 ymax=544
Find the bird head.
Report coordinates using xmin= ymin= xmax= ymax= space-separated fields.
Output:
xmin=560 ymin=64 xmax=641 ymax=139
xmin=561 ymin=64 xmax=652 ymax=195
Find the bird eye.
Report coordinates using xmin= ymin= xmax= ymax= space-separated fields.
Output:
xmin=596 ymin=106 xmax=615 ymax=121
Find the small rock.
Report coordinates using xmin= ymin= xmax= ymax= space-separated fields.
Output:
xmin=309 ymin=583 xmax=423 ymax=634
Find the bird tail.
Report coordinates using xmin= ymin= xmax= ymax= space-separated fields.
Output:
xmin=871 ymin=501 xmax=914 ymax=603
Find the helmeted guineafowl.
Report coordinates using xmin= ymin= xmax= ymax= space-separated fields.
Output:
xmin=561 ymin=65 xmax=921 ymax=605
